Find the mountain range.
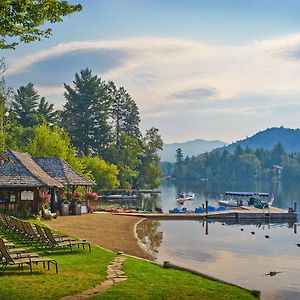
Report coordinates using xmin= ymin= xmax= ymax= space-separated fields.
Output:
xmin=160 ymin=127 xmax=300 ymax=162
xmin=159 ymin=139 xmax=227 ymax=162
xmin=216 ymin=127 xmax=300 ymax=154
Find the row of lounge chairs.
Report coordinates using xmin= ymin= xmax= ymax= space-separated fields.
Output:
xmin=0 ymin=213 xmax=91 ymax=273
xmin=0 ymin=213 xmax=91 ymax=252
xmin=0 ymin=237 xmax=58 ymax=273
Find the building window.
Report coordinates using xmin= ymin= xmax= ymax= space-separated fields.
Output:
xmin=21 ymin=191 xmax=34 ymax=201
xmin=0 ymin=190 xmax=10 ymax=203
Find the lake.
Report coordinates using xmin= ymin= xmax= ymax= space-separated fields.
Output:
xmin=136 ymin=180 xmax=300 ymax=300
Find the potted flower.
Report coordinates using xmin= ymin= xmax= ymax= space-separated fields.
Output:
xmin=39 ymin=194 xmax=51 ymax=208
xmin=86 ymin=192 xmax=99 ymax=202
xmin=86 ymin=192 xmax=99 ymax=213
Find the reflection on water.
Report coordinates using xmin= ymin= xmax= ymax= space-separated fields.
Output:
xmin=134 ymin=180 xmax=300 ymax=300
xmin=138 ymin=219 xmax=300 ymax=300
xmin=136 ymin=220 xmax=163 ymax=255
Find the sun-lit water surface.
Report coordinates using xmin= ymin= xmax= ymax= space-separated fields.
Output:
xmin=136 ymin=181 xmax=300 ymax=300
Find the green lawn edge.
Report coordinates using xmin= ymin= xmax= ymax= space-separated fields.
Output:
xmin=93 ymin=257 xmax=257 ymax=300
xmin=0 ymin=223 xmax=257 ymax=300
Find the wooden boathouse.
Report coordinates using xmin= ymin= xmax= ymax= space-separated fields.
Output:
xmin=0 ymin=150 xmax=64 ymax=213
xmin=0 ymin=150 xmax=93 ymax=213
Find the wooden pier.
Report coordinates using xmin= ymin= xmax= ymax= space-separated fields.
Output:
xmin=112 ymin=206 xmax=297 ymax=221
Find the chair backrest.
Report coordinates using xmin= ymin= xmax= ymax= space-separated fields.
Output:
xmin=34 ymin=224 xmax=48 ymax=241
xmin=0 ymin=238 xmax=14 ymax=263
xmin=23 ymin=222 xmax=36 ymax=237
xmin=43 ymin=227 xmax=58 ymax=244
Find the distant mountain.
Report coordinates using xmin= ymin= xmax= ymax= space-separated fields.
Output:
xmin=216 ymin=127 xmax=300 ymax=153
xmin=159 ymin=139 xmax=227 ymax=162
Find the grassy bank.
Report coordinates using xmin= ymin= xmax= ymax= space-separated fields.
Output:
xmin=95 ymin=257 xmax=257 ymax=300
xmin=0 ymin=225 xmax=257 ymax=299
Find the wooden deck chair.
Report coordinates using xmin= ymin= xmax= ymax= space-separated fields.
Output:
xmin=43 ymin=227 xmax=91 ymax=252
xmin=0 ymin=240 xmax=39 ymax=259
xmin=35 ymin=224 xmax=77 ymax=244
xmin=0 ymin=238 xmax=58 ymax=273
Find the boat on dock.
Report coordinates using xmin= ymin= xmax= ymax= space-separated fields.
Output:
xmin=218 ymin=191 xmax=274 ymax=209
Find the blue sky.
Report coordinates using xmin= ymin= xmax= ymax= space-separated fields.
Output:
xmin=4 ymin=0 xmax=300 ymax=143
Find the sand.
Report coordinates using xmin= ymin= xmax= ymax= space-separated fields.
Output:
xmin=44 ymin=213 xmax=153 ymax=260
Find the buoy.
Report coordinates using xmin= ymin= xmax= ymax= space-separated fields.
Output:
xmin=240 ymin=228 xmax=244 ymax=231
xmin=265 ymin=235 xmax=270 ymax=239
xmin=251 ymin=231 xmax=255 ymax=235
xmin=296 ymin=243 xmax=300 ymax=247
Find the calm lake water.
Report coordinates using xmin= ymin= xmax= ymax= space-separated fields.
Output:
xmin=136 ymin=180 xmax=300 ymax=300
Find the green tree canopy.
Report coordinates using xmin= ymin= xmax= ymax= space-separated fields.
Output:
xmin=0 ymin=0 xmax=82 ymax=49
xmin=138 ymin=127 xmax=163 ymax=189
xmin=81 ymin=155 xmax=119 ymax=190
xmin=109 ymin=82 xmax=141 ymax=147
xmin=24 ymin=124 xmax=88 ymax=177
xmin=37 ymin=97 xmax=58 ymax=125
xmin=11 ymin=83 xmax=39 ymax=127
xmin=63 ymin=68 xmax=112 ymax=156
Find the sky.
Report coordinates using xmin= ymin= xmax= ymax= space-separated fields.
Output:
xmin=4 ymin=0 xmax=300 ymax=143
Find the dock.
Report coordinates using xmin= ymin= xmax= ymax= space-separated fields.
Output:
xmin=112 ymin=206 xmax=297 ymax=221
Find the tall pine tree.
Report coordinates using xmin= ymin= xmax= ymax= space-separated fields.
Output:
xmin=63 ymin=68 xmax=111 ymax=155
xmin=11 ymin=83 xmax=39 ymax=127
xmin=109 ymin=83 xmax=141 ymax=147
xmin=37 ymin=97 xmax=58 ymax=124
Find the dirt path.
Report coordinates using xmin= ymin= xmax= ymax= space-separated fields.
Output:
xmin=44 ymin=213 xmax=153 ymax=260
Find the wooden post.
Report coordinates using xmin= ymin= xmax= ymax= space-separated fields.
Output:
xmin=294 ymin=223 xmax=297 ymax=234
xmin=205 ymin=221 xmax=208 ymax=235
xmin=205 ymin=200 xmax=208 ymax=214
xmin=293 ymin=202 xmax=297 ymax=212
xmin=163 ymin=261 xmax=170 ymax=268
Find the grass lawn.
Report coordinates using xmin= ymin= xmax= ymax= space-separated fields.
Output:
xmin=94 ymin=257 xmax=257 ymax=300
xmin=0 ymin=242 xmax=115 ymax=300
xmin=0 ymin=223 xmax=257 ymax=300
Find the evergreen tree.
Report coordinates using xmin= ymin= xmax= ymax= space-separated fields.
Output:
xmin=138 ymin=127 xmax=163 ymax=188
xmin=174 ymin=148 xmax=184 ymax=179
xmin=37 ymin=97 xmax=58 ymax=125
xmin=11 ymin=83 xmax=39 ymax=127
xmin=108 ymin=82 xmax=123 ymax=147
xmin=121 ymin=91 xmax=141 ymax=138
xmin=63 ymin=68 xmax=112 ymax=156
xmin=0 ymin=59 xmax=7 ymax=151
xmin=109 ymin=83 xmax=141 ymax=147
xmin=271 ymin=143 xmax=286 ymax=166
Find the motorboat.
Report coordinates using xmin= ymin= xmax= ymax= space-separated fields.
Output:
xmin=176 ymin=193 xmax=195 ymax=202
xmin=218 ymin=192 xmax=274 ymax=209
xmin=106 ymin=194 xmax=137 ymax=200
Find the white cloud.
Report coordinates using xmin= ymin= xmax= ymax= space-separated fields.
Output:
xmin=6 ymin=34 xmax=300 ymax=141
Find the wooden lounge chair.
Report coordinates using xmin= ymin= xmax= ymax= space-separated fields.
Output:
xmin=0 ymin=238 xmax=58 ymax=273
xmin=43 ymin=227 xmax=91 ymax=252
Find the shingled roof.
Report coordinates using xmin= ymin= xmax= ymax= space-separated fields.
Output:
xmin=34 ymin=157 xmax=93 ymax=187
xmin=0 ymin=150 xmax=64 ymax=188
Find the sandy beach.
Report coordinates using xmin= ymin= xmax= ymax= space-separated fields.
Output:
xmin=45 ymin=213 xmax=154 ymax=260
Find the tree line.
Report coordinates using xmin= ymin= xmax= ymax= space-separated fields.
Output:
xmin=162 ymin=143 xmax=300 ymax=181
xmin=0 ymin=63 xmax=163 ymax=190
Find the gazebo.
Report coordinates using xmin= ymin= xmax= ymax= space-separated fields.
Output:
xmin=34 ymin=157 xmax=94 ymax=212
xmin=0 ymin=150 xmax=64 ymax=213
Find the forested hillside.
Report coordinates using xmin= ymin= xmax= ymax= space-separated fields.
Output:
xmin=217 ymin=127 xmax=300 ymax=154
xmin=162 ymin=128 xmax=300 ymax=182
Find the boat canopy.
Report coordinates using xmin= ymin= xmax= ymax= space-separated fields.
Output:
xmin=225 ymin=191 xmax=269 ymax=197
